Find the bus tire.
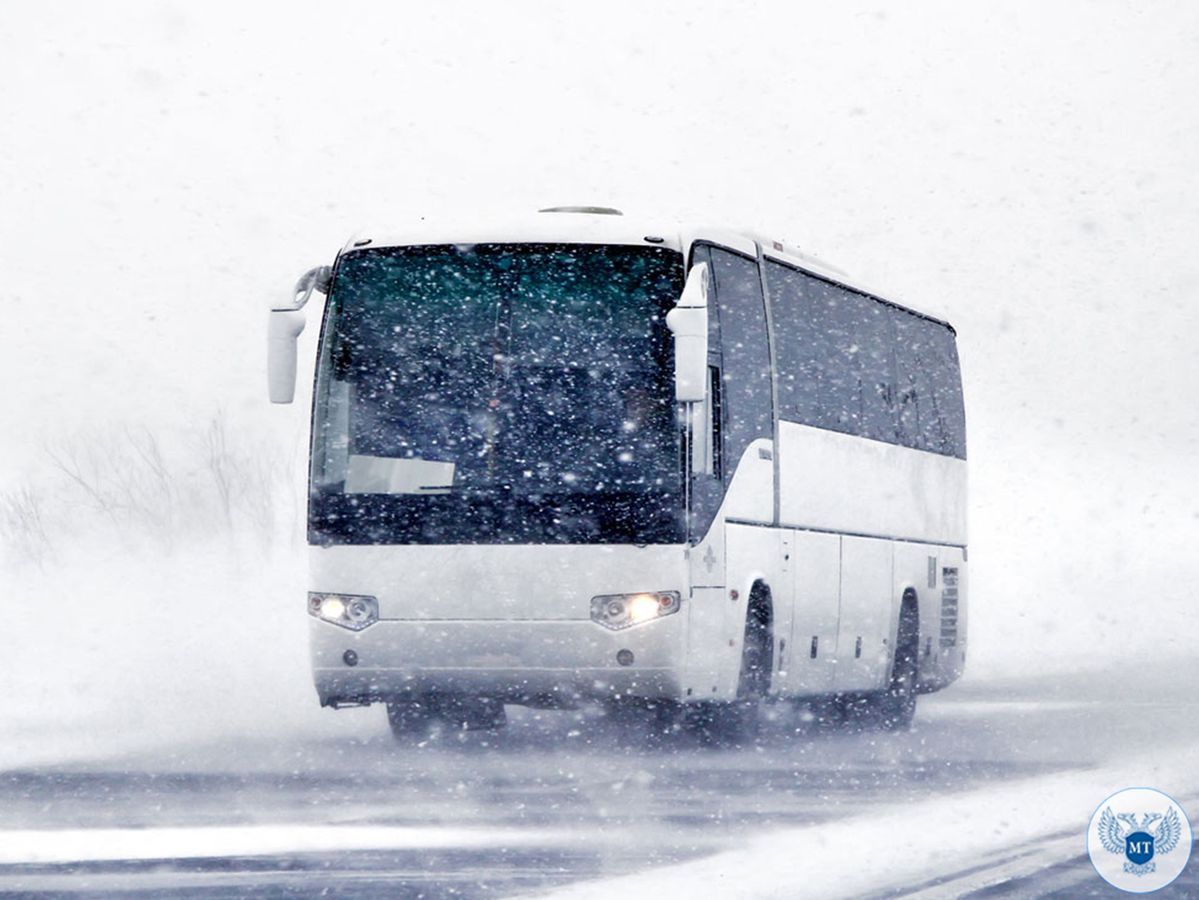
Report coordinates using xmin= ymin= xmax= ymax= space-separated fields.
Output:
xmin=682 ymin=584 xmax=772 ymax=744
xmin=874 ymin=596 xmax=920 ymax=731
xmin=736 ymin=585 xmax=774 ymax=701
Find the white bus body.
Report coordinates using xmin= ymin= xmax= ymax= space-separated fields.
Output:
xmin=270 ymin=209 xmax=967 ymax=732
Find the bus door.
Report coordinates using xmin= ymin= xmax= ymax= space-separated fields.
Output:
xmin=683 ymin=243 xmax=781 ymax=700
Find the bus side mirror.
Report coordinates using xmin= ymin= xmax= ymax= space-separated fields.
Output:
xmin=268 ymin=265 xmax=331 ymax=404
xmin=665 ymin=262 xmax=709 ymax=403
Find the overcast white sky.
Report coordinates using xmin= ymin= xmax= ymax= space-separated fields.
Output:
xmin=3 ymin=2 xmax=1198 ymax=668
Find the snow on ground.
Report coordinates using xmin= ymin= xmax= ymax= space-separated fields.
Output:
xmin=534 ymin=744 xmax=1199 ymax=900
xmin=0 ymin=438 xmax=373 ymax=771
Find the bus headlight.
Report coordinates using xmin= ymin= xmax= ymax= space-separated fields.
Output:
xmin=308 ymin=592 xmax=379 ymax=631
xmin=590 ymin=591 xmax=681 ymax=630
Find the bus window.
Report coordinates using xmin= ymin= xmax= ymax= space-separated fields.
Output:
xmin=685 ymin=244 xmax=726 ymax=538
xmin=927 ymin=324 xmax=967 ymax=459
xmin=689 ymin=243 xmax=722 ymax=362
xmin=764 ymin=261 xmax=808 ymax=425
xmin=707 ymin=247 xmax=772 ymax=485
xmin=893 ymin=311 xmax=964 ymax=457
xmin=310 ymin=243 xmax=686 ymax=545
xmin=842 ymin=288 xmax=897 ymax=444
xmin=770 ymin=268 xmax=865 ymax=438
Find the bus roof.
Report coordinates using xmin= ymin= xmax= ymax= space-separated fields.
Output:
xmin=345 ymin=209 xmax=952 ymax=329
xmin=344 ymin=210 xmax=684 ymax=256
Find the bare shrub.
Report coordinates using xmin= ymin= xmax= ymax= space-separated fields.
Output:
xmin=199 ymin=414 xmax=299 ymax=548
xmin=45 ymin=429 xmax=178 ymax=546
xmin=24 ymin=417 xmax=303 ymax=558
xmin=0 ymin=487 xmax=53 ymax=567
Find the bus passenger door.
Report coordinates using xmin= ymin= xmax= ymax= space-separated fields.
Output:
xmin=682 ymin=242 xmax=777 ymax=701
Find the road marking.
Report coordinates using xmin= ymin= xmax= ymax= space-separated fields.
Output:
xmin=534 ymin=754 xmax=1199 ymax=900
xmin=888 ymin=792 xmax=1199 ymax=900
xmin=882 ymin=831 xmax=1083 ymax=899
xmin=0 ymin=824 xmax=561 ymax=865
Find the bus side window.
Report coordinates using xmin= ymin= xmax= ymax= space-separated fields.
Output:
xmin=765 ymin=256 xmax=964 ymax=461
xmin=707 ymin=247 xmax=772 ymax=486
xmin=690 ymin=244 xmax=724 ymax=481
xmin=764 ymin=260 xmax=807 ymax=425
xmin=927 ymin=325 xmax=967 ymax=459
xmin=846 ymin=291 xmax=898 ymax=443
xmin=687 ymin=243 xmax=726 ymax=538
xmin=894 ymin=311 xmax=951 ymax=454
xmin=709 ymin=363 xmax=723 ymax=480
xmin=689 ymin=243 xmax=722 ymax=358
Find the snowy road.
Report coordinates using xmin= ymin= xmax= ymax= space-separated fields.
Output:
xmin=1 ymin=667 xmax=1196 ymax=898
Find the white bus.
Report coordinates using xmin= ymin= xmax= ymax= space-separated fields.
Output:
xmin=268 ymin=207 xmax=967 ymax=737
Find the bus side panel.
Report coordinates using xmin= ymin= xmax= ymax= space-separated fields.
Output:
xmin=892 ymin=542 xmax=968 ymax=692
xmin=723 ymin=521 xmax=786 ymax=700
xmin=682 ymin=587 xmax=739 ymax=701
xmin=719 ymin=439 xmax=774 ymax=524
xmin=778 ymin=421 xmax=968 ymax=694
xmin=834 ymin=536 xmax=894 ymax=693
xmin=683 ymin=437 xmax=780 ymax=703
xmin=780 ymin=529 xmax=840 ymax=697
xmin=777 ymin=421 xmax=967 ymax=547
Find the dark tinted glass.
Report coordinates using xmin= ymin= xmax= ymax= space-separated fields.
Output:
xmin=708 ymin=247 xmax=772 ymax=483
xmin=813 ymin=282 xmax=868 ymax=435
xmin=893 ymin=311 xmax=966 ymax=458
xmin=769 ymin=265 xmax=864 ymax=436
xmin=309 ymin=243 xmax=685 ymax=544
xmin=689 ymin=243 xmax=722 ymax=359
xmin=768 ymin=259 xmax=964 ymax=458
xmin=845 ymin=288 xmax=898 ymax=442
xmin=766 ymin=262 xmax=814 ymax=424
xmin=685 ymin=245 xmax=727 ymax=538
xmin=928 ymin=325 xmax=966 ymax=457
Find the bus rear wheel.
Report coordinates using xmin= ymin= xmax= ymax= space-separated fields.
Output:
xmin=872 ymin=601 xmax=920 ymax=731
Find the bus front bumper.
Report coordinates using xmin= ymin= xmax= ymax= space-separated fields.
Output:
xmin=311 ymin=616 xmax=685 ymax=707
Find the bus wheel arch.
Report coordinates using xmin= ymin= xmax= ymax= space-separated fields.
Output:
xmin=879 ymin=589 xmax=920 ymax=730
xmin=736 ymin=580 xmax=774 ymax=700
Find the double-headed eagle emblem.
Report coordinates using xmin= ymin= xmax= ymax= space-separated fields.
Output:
xmin=1098 ymin=806 xmax=1183 ymax=876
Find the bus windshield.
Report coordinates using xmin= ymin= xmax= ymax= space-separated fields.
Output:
xmin=310 ymin=243 xmax=685 ymax=545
